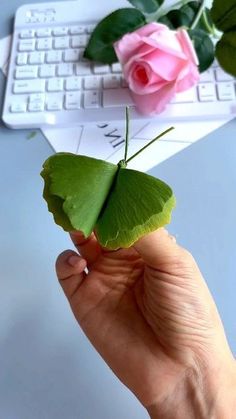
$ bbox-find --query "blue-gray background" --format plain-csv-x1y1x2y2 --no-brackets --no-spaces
0,1,235,418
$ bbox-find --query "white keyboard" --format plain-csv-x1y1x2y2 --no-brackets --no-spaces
2,1,236,129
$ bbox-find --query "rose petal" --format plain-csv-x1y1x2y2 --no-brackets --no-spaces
131,82,176,115
176,29,199,65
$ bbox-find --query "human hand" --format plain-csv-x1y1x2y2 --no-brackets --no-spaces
56,229,236,418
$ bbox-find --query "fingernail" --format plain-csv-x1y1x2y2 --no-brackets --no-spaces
68,255,81,267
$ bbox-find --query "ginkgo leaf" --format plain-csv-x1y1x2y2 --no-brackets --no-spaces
41,153,117,237
41,111,176,250
96,166,175,249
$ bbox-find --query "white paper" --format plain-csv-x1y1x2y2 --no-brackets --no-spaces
0,33,232,171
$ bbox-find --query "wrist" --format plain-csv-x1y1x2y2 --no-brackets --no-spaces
147,359,236,419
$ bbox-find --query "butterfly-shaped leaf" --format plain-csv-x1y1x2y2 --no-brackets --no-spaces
41,152,175,250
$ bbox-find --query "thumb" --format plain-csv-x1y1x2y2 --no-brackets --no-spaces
134,228,196,273
56,250,87,300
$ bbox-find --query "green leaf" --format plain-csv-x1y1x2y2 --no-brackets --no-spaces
188,29,215,72
84,8,146,64
163,2,199,29
211,0,236,32
41,154,175,250
127,0,164,14
41,154,117,236
215,32,236,77
96,167,175,249
157,14,175,29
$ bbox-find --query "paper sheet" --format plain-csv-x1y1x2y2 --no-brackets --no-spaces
0,34,232,172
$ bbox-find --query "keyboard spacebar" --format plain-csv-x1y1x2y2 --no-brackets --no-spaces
103,88,134,107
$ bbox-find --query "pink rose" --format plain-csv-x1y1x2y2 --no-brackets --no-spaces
114,22,200,115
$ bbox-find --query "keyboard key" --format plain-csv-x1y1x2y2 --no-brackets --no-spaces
215,68,234,82
11,102,27,113
199,69,215,83
75,62,91,75
37,38,52,51
29,51,45,64
103,88,133,107
70,26,86,35
16,53,28,66
93,63,110,74
84,76,101,89
54,37,70,49
46,50,62,63
171,87,197,103
36,28,52,38
103,75,120,89
65,92,82,109
65,77,82,91
53,27,68,36
64,49,80,62
217,82,235,101
46,94,63,111
198,83,217,101
71,35,88,48
111,63,122,73
57,63,74,76
13,80,45,94
39,64,56,78
19,29,35,39
84,90,101,108
47,78,64,92
15,65,38,79
18,39,35,52
29,93,45,112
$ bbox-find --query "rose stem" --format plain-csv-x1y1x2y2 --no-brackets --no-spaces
126,126,174,165
124,106,129,163
190,0,207,30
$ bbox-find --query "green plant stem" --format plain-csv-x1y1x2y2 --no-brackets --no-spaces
126,127,174,165
124,107,129,162
190,0,207,30
146,0,194,22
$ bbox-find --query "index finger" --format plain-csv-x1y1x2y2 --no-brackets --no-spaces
133,228,180,270
70,231,101,266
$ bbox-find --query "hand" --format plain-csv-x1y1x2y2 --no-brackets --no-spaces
56,229,236,418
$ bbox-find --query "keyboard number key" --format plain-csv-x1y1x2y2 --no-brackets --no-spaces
54,37,70,50
71,35,88,48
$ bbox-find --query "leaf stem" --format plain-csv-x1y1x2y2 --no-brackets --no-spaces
126,126,174,165
147,0,194,22
124,107,129,162
190,0,207,30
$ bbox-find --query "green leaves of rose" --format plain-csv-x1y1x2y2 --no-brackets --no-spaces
211,0,236,76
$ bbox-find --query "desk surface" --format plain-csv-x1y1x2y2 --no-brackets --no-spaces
0,1,236,418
